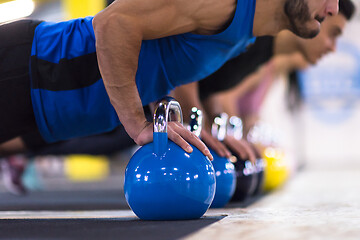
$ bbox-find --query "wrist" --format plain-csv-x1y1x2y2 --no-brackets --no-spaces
125,118,150,141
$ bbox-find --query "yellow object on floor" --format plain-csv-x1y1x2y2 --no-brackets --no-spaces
263,147,289,191
65,154,109,182
62,0,106,19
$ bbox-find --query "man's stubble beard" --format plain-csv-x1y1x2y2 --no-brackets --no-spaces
284,0,319,39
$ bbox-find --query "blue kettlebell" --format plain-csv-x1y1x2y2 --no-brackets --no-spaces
124,97,216,220
189,108,236,208
226,116,258,202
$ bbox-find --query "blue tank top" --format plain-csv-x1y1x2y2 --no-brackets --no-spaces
30,0,256,142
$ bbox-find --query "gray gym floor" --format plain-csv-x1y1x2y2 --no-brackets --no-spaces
0,160,359,240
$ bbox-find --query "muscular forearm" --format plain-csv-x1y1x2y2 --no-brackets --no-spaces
93,14,147,144
173,82,227,133
202,94,223,126
172,82,231,158
92,0,203,144
217,57,277,117
90,0,237,159
172,82,204,123
217,67,264,117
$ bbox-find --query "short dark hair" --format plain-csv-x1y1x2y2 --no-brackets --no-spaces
339,0,356,20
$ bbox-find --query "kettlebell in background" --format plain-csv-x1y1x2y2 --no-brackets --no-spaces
246,124,266,196
252,157,265,196
124,97,216,220
189,108,236,208
225,116,257,202
262,146,289,192
247,122,289,192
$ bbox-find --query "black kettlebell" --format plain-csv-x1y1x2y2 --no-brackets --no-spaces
223,116,258,202
246,124,265,196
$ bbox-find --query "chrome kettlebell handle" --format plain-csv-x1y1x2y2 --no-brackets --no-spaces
211,113,228,141
154,97,183,133
188,107,203,137
227,116,243,140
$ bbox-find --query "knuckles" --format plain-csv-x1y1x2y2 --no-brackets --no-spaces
134,137,148,146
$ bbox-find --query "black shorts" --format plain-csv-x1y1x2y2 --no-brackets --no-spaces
22,106,152,154
25,125,136,155
0,19,147,153
0,19,44,145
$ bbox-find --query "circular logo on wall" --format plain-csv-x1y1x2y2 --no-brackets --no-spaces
299,40,360,124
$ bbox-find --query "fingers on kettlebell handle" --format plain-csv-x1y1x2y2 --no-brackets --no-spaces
201,130,230,158
168,127,193,153
169,123,213,160
241,140,257,164
248,151,257,164
236,148,248,160
211,139,230,158
233,144,248,160
217,141,232,158
185,131,213,160
190,133,213,160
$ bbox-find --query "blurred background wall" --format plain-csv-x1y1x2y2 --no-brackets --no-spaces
300,9,360,166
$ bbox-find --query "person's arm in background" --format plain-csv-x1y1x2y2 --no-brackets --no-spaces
202,94,257,162
217,52,309,135
171,82,231,158
93,0,234,159
173,82,257,163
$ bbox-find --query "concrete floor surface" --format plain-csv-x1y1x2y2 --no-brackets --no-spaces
0,164,359,240
185,166,360,240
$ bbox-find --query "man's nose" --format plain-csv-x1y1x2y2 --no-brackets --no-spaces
326,0,339,16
